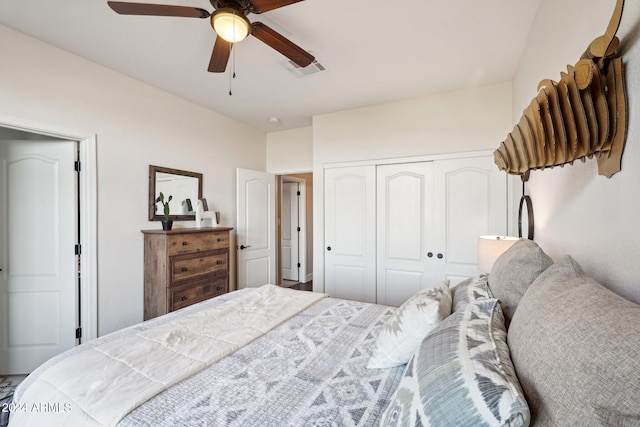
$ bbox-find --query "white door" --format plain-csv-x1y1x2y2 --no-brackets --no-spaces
324,166,376,303
376,162,436,306
236,168,276,288
0,140,77,374
432,156,507,284
281,182,299,281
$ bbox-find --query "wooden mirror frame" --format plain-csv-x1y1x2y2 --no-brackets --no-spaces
148,165,203,221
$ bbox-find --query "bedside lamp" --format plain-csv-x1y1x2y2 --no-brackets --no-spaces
478,235,518,273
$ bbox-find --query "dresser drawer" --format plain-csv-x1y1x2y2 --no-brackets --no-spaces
170,251,227,284
143,227,232,320
170,276,227,311
167,231,229,256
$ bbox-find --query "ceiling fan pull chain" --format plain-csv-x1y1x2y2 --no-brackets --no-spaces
228,41,238,96
233,44,237,79
228,70,232,96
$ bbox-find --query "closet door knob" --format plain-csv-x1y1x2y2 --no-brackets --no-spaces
437,253,444,259
327,246,332,251
427,252,433,258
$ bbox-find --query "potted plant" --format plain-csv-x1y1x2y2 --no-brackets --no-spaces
156,192,173,230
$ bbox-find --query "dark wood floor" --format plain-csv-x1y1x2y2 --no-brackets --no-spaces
283,280,313,291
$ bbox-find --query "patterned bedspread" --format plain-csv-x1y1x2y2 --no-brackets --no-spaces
122,297,404,427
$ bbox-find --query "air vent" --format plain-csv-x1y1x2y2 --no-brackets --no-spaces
280,56,326,77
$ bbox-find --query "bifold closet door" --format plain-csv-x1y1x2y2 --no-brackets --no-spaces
376,162,436,306
432,156,507,284
324,166,376,303
324,155,507,306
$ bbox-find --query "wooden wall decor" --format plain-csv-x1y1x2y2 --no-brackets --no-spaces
494,0,627,178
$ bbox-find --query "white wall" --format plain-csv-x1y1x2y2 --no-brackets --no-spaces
0,25,266,335
513,0,640,303
266,126,313,173
311,83,514,292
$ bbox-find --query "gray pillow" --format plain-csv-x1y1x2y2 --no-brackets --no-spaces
380,298,529,427
489,238,552,323
508,256,640,426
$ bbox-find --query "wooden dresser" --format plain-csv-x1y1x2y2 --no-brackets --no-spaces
142,227,233,320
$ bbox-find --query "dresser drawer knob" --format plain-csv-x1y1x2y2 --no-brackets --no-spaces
216,260,222,265
181,267,187,272
216,286,222,291
182,241,188,246
181,296,187,301
217,238,222,242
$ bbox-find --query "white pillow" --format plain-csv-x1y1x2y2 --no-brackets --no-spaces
367,281,451,369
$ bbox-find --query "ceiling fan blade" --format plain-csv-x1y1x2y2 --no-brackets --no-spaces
208,37,233,72
251,22,314,68
107,1,210,18
249,0,303,13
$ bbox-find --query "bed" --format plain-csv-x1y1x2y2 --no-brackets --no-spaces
8,239,640,427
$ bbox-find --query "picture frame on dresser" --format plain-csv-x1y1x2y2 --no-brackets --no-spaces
141,227,233,320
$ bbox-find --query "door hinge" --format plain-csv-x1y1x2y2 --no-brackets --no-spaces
297,263,301,268
74,161,81,172
297,226,301,232
75,244,81,255
75,327,82,339
297,191,301,196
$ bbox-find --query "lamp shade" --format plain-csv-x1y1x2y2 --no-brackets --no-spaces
477,235,518,273
211,9,250,43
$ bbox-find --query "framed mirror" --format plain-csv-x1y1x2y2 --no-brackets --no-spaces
149,165,202,221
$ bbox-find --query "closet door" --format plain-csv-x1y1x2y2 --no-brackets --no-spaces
324,166,376,303
432,156,507,284
376,162,436,306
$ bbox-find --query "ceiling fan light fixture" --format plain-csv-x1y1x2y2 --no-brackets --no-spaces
211,9,251,43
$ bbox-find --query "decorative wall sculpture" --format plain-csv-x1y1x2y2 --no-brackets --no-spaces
495,0,627,178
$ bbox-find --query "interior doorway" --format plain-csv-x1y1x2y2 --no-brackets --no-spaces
277,173,313,288
281,181,300,282
0,121,97,375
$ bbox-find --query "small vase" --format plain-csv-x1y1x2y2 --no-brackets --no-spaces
161,220,173,231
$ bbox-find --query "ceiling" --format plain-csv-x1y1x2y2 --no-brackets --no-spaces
0,0,543,132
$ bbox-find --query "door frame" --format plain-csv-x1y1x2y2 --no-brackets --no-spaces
0,114,98,342
277,176,307,285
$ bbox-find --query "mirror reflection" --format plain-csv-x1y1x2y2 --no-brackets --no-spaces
149,165,202,221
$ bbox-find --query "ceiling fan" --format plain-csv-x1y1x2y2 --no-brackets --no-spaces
107,0,315,73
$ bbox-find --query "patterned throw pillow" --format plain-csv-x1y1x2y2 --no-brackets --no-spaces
380,298,530,427
451,274,493,312
367,282,451,369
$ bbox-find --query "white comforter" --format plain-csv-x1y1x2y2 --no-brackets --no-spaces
9,285,327,427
